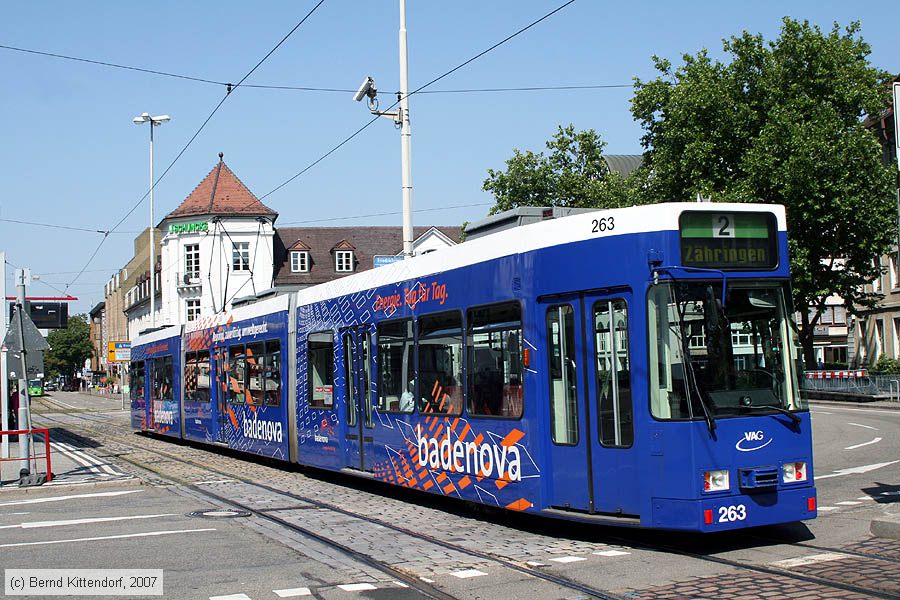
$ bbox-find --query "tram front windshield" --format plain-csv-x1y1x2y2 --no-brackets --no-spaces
648,282,804,421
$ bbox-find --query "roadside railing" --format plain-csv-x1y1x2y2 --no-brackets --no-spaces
801,370,900,402
0,428,53,484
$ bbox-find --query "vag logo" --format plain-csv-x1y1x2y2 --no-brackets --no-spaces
735,430,772,452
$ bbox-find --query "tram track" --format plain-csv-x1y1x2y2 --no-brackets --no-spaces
34,405,898,600
35,409,626,600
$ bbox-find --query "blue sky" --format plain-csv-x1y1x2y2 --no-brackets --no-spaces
1,1,897,314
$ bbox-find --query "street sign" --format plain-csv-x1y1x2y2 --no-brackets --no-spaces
3,306,50,353
108,341,131,363
373,255,404,268
7,301,68,329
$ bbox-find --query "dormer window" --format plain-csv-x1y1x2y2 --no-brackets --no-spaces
291,251,310,273
335,250,354,273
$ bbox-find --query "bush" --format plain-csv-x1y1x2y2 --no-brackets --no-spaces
872,355,900,374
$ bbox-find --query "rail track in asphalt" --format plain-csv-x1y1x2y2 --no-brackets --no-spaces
33,403,900,600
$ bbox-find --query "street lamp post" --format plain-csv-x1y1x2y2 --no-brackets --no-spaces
133,112,170,328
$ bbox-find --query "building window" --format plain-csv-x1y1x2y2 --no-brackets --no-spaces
876,319,885,359
232,242,250,271
185,244,200,278
186,299,200,322
335,250,354,272
291,251,310,273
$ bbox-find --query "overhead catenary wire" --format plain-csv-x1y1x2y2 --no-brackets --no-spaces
61,0,328,293
0,42,634,95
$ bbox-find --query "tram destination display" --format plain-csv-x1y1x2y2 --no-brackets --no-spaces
679,211,777,270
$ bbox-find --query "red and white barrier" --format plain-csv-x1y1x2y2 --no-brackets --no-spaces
805,370,867,380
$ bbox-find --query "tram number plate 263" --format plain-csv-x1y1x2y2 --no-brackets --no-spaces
718,504,747,523
590,217,615,234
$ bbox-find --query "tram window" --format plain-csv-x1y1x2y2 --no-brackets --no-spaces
377,319,414,413
197,350,211,402
184,352,197,402
246,342,265,406
595,299,634,447
264,341,281,406
153,355,173,401
129,361,145,400
345,334,357,426
308,332,335,409
467,302,523,418
228,345,246,404
417,311,463,416
547,305,578,444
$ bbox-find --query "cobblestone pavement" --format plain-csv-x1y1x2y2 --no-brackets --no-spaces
29,404,900,599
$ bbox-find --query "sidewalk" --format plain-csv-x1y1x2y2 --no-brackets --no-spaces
808,398,900,410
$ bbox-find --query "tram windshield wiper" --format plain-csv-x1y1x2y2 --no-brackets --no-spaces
739,402,801,424
671,287,717,434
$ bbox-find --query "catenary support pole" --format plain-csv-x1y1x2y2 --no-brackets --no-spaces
15,268,31,476
1,252,8,460
399,0,414,258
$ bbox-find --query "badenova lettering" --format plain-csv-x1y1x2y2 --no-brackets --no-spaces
416,424,521,481
243,416,283,443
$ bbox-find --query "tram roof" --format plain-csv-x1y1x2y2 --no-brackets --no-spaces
293,202,786,307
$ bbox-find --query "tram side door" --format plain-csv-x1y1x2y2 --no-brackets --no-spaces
342,328,375,472
213,348,228,443
583,292,640,517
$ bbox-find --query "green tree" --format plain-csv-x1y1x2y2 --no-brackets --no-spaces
483,124,641,213
45,314,92,379
630,18,897,365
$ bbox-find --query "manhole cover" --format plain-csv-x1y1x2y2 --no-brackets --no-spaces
188,509,251,519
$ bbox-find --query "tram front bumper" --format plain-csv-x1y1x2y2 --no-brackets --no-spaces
652,486,817,532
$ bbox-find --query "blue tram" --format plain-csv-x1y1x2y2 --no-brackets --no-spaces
131,203,816,531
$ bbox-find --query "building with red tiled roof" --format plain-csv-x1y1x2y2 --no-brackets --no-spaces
273,226,461,289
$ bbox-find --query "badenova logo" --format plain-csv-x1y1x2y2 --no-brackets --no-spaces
169,222,209,235
152,401,176,425
243,416,283,443
416,425,522,481
735,430,772,452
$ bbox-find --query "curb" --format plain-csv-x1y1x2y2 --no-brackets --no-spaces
870,513,900,539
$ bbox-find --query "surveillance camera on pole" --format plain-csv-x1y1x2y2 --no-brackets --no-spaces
354,77,375,103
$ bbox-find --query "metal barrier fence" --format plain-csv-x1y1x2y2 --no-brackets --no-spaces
0,428,53,483
801,372,900,402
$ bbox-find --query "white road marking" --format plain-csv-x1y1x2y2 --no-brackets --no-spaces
0,489,140,507
274,587,311,598
817,506,837,511
53,441,121,475
450,569,488,579
337,583,377,591
815,460,900,480
210,595,252,600
3,512,30,516
844,437,882,450
0,527,216,548
419,577,435,583
392,581,409,588
49,442,102,476
847,422,878,430
0,513,176,530
808,404,900,416
836,501,862,506
810,411,832,415
593,550,631,557
550,556,587,563
881,491,900,496
856,496,876,501
526,561,546,567
773,553,850,568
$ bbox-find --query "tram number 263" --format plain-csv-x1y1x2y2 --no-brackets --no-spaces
718,504,747,523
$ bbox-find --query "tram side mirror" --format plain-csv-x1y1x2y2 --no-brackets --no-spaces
747,291,776,309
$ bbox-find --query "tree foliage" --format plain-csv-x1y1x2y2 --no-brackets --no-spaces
630,18,897,364
45,314,92,378
482,125,642,213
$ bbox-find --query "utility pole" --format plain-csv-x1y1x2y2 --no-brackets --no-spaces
354,0,415,258
15,268,31,476
0,252,7,460
398,0,413,258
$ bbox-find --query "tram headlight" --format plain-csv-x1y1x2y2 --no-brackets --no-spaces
782,461,807,483
703,469,730,492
